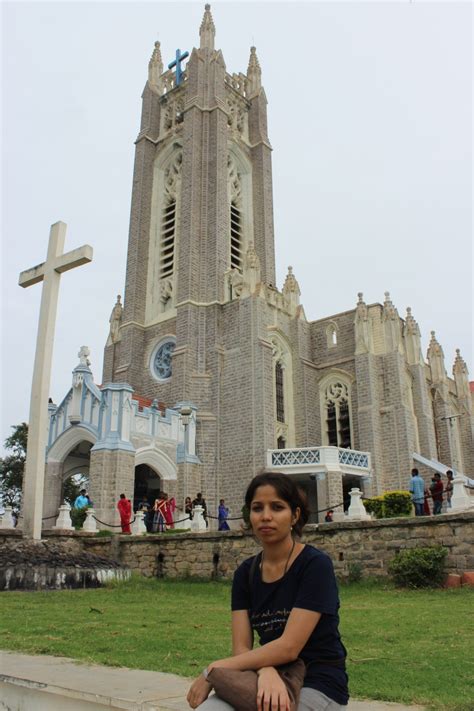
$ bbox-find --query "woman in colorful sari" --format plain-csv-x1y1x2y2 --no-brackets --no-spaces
152,494,167,533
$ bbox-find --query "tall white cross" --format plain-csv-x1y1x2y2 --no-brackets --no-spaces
19,221,93,539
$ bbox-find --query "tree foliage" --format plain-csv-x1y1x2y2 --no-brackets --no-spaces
0,423,28,512
0,423,88,515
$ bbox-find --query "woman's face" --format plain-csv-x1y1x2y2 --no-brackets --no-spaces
249,484,298,543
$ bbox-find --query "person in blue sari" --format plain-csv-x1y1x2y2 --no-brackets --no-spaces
218,499,230,531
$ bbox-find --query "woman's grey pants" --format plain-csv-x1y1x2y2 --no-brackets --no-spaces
197,688,346,710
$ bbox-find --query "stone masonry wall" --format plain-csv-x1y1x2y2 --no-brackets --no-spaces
2,512,472,582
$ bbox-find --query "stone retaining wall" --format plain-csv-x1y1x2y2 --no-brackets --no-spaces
1,512,473,581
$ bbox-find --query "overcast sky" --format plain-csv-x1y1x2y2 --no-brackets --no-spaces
2,1,472,453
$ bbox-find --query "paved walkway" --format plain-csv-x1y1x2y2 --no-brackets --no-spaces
0,651,425,711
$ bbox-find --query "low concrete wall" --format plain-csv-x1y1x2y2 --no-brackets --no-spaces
1,512,473,581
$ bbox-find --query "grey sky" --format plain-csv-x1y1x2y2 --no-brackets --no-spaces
2,1,472,452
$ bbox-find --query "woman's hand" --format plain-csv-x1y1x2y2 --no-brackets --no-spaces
257,667,291,711
186,673,211,709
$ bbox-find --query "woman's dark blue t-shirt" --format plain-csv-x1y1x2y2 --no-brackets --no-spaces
231,545,349,706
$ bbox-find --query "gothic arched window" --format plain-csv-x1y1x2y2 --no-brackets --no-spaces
326,323,338,348
322,379,352,448
270,335,295,449
275,362,285,423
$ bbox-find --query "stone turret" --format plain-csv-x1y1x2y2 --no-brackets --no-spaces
382,291,402,353
354,292,371,355
427,331,447,384
282,266,300,314
403,307,424,366
148,41,163,94
200,4,215,50
453,349,471,402
247,46,262,97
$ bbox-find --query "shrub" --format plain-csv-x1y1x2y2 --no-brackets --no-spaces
70,505,89,530
388,545,448,588
364,491,412,519
382,491,412,518
363,495,384,518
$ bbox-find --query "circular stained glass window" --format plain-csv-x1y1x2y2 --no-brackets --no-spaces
151,339,176,381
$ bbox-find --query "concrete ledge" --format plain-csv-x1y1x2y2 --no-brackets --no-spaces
0,651,426,711
0,651,191,710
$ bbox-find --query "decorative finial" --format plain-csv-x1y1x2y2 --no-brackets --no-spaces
382,291,397,321
200,3,215,50
148,40,163,92
247,46,262,96
404,306,419,337
453,348,468,377
283,265,300,296
357,292,364,303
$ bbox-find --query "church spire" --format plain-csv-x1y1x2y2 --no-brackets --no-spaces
200,4,215,50
148,40,163,93
247,46,262,97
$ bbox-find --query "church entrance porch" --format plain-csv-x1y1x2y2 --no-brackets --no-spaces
266,446,372,522
134,464,162,512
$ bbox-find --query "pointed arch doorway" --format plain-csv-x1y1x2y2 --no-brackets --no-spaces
133,464,162,511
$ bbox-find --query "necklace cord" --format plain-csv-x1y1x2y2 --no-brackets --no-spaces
261,537,296,579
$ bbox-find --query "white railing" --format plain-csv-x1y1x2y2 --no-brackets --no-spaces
267,446,371,476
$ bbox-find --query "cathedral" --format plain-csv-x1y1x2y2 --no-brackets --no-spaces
43,6,473,527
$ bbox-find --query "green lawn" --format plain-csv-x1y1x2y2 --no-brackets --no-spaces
1,578,472,711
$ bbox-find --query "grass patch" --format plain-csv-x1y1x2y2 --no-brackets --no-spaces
0,577,472,710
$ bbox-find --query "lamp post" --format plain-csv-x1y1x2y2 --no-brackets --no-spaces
179,406,192,509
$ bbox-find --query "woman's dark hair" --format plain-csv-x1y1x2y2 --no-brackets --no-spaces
245,471,309,537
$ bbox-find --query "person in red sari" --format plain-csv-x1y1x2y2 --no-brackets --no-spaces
163,493,176,529
117,493,132,533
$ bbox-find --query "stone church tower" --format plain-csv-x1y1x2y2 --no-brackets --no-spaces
60,3,471,524
102,5,285,511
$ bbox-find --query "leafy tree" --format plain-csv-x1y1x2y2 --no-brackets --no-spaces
63,473,89,506
0,422,28,513
0,423,88,515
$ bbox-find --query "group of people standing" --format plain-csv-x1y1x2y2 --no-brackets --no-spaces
134,493,176,533
409,468,454,516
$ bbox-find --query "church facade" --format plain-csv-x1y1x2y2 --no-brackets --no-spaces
44,6,473,527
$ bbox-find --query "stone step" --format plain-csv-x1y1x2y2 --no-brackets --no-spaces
0,651,426,711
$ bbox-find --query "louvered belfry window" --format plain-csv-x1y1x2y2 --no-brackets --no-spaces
275,362,285,423
160,199,176,278
230,200,243,271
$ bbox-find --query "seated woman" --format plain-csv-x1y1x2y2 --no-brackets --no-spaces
187,471,349,710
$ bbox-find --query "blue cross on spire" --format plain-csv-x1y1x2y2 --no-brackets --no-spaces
168,48,189,86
